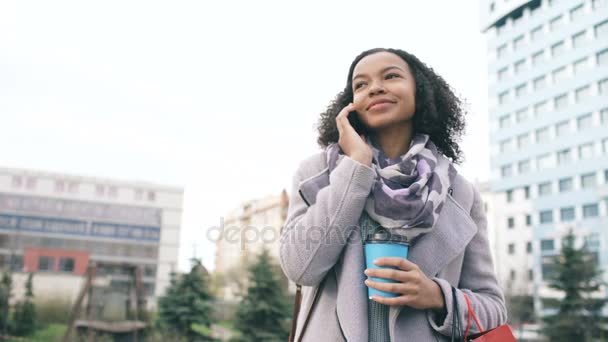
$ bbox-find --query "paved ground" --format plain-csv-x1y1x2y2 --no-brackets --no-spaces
211,324,234,341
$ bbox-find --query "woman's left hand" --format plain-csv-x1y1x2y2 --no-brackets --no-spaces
364,257,445,310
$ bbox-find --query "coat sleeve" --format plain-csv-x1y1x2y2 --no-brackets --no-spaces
427,185,508,336
279,155,376,286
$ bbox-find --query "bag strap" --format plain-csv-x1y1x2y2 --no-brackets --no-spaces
451,287,463,342
288,284,302,342
463,293,484,340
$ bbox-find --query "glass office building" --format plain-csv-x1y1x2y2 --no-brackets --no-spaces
480,0,608,314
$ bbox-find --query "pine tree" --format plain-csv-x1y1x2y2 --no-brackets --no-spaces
542,231,608,341
157,259,217,341
13,273,36,336
0,271,12,337
233,248,291,342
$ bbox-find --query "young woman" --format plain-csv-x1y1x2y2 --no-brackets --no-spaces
280,48,507,341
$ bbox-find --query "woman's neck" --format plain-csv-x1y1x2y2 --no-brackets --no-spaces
373,123,413,160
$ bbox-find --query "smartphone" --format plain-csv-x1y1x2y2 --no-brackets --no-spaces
348,110,367,135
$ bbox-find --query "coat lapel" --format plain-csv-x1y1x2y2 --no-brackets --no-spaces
408,195,478,278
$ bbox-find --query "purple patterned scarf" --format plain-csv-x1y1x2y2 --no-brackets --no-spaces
328,133,456,242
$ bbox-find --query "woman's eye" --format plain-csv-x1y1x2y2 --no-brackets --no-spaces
354,82,366,90
385,73,400,79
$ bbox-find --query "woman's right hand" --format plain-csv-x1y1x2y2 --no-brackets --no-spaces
335,103,373,167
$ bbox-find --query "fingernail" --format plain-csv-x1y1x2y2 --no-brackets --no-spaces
364,269,369,275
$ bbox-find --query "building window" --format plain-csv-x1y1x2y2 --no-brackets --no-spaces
570,4,585,21
556,121,570,137
497,44,508,58
513,35,525,50
515,84,527,98
147,191,156,202
526,215,532,226
598,49,608,66
38,256,54,272
516,108,528,122
554,93,568,110
584,233,600,249
500,139,512,153
524,186,530,199
559,177,573,192
510,269,516,281
551,41,565,57
602,108,608,125
541,239,555,251
532,50,544,66
529,269,534,281
108,186,118,198
499,114,511,128
595,20,608,39
497,67,508,81
550,16,564,31
59,257,75,273
583,203,599,218
581,172,597,189
538,182,552,196
540,210,553,224
508,217,515,228
24,177,36,190
572,30,586,48
517,133,530,149
501,165,513,178
552,67,568,84
599,79,608,95
560,207,575,222
9,255,23,272
579,143,594,160
537,154,552,169
514,59,526,74
490,1,495,12
530,26,543,41
498,91,509,105
603,138,608,154
95,185,105,197
518,160,531,174
536,127,550,143
573,58,588,75
577,113,593,130
506,190,513,203
575,86,591,102
533,76,546,91
534,101,549,116
527,242,533,253
11,176,22,189
68,182,79,194
54,180,65,193
508,243,515,254
557,149,572,165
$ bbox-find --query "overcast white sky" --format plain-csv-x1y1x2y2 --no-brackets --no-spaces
0,0,491,272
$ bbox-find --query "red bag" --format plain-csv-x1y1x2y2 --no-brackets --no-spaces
463,294,517,342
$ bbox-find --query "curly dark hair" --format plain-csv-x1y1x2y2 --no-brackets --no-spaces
316,48,467,164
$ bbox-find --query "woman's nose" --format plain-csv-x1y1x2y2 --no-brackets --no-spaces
368,81,386,95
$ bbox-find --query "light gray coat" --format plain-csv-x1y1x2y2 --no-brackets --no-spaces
279,152,507,342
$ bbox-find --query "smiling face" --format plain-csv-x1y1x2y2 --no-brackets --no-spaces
351,51,416,133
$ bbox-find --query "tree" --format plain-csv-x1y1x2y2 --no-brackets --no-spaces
13,272,36,336
233,248,291,342
0,271,12,337
542,231,608,341
157,259,217,341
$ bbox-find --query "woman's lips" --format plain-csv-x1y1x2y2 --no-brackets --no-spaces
368,102,394,111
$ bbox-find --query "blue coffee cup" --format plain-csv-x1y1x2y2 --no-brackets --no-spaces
364,231,409,298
